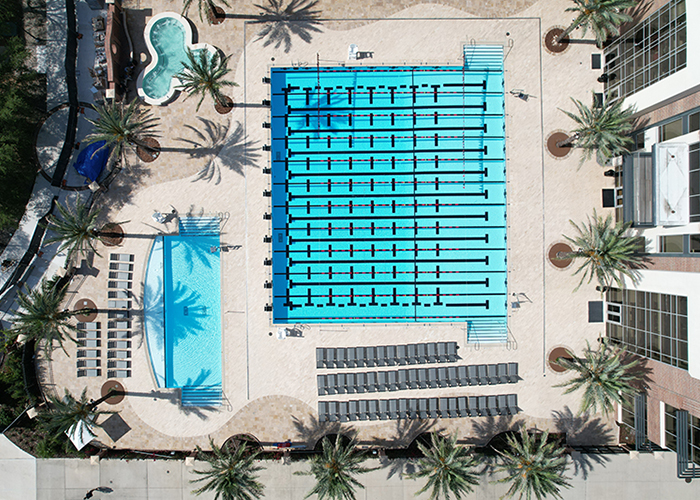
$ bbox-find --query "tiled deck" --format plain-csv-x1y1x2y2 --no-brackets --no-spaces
40,0,619,451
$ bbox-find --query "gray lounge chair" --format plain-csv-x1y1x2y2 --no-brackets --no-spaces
478,365,489,385
408,369,419,389
108,271,132,281
437,343,448,362
467,365,479,385
366,372,378,392
488,364,499,385
487,396,499,417
416,343,428,364
327,402,339,422
107,360,130,369
108,320,130,330
507,394,518,415
348,400,359,421
77,322,100,330
468,396,479,417
386,346,397,366
446,342,459,362
77,368,101,377
457,397,468,417
326,374,337,395
108,281,132,289
336,348,347,368
427,368,439,388
338,402,349,422
108,290,131,299
508,362,519,383
77,349,100,358
108,300,131,309
326,349,336,369
107,330,130,339
457,366,469,386
477,396,487,416
377,371,388,392
107,350,130,359
336,374,347,394
397,370,408,390
418,398,429,419
355,373,366,394
497,395,508,415
428,398,440,418
107,340,130,349
396,345,407,365
346,348,357,368
109,262,133,271
316,349,324,369
108,310,129,319
387,371,399,391
79,339,101,348
345,373,356,394
398,398,409,419
110,253,134,262
407,398,419,419
407,344,418,364
379,400,390,420
388,399,399,419
439,398,449,418
77,359,100,368
417,368,428,389
318,402,329,422
77,330,100,339
448,397,459,418
426,343,438,363
447,366,458,387
497,363,509,384
437,367,449,388
107,370,131,378
368,400,379,420
355,347,366,367
376,346,387,367
358,400,369,421
365,346,377,367
317,376,327,396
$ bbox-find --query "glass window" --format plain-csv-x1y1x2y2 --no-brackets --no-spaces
690,234,700,252
661,118,683,141
689,112,700,133
659,235,684,252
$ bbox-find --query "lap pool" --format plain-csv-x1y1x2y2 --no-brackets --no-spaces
268,46,508,337
144,217,222,405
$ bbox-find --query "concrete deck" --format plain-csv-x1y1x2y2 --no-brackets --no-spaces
39,0,620,452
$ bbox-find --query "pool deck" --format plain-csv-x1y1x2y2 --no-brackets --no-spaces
41,0,619,451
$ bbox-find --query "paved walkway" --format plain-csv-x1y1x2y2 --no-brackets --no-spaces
1,432,697,500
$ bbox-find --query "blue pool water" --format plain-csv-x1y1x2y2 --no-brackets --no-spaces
269,48,507,326
144,223,221,390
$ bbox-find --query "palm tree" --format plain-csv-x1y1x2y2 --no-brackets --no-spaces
253,0,322,53
294,435,377,500
86,99,159,168
45,199,102,263
558,92,635,164
190,439,265,500
42,388,115,444
176,49,237,112
563,209,645,290
554,340,642,416
9,277,85,356
405,433,480,500
558,0,638,48
492,428,571,500
182,0,230,24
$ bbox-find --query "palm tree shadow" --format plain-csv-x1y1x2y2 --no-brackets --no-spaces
376,419,441,479
188,121,261,183
290,413,357,448
252,0,323,54
551,406,612,479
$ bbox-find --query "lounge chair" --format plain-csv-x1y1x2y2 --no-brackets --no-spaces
446,342,459,362
77,359,100,368
407,344,418,364
497,395,509,415
108,281,132,289
107,340,130,349
368,400,379,420
345,373,356,394
77,330,100,339
355,373,366,394
396,345,407,365
78,369,101,377
467,365,479,385
379,400,390,420
109,262,133,272
397,370,408,390
336,374,347,394
417,368,428,389
108,300,131,309
325,349,336,369
79,339,101,348
487,396,499,417
478,365,489,385
327,402,339,422
508,363,519,383
77,322,100,331
346,348,357,368
366,372,378,393
107,350,130,359
317,375,327,396
447,366,458,387
338,402,349,422
408,369,419,389
388,399,399,419
108,321,131,330
385,346,397,366
387,371,398,391
488,364,499,385
358,400,369,421
377,371,388,392
416,343,428,364
108,310,129,319
497,363,509,384
107,331,130,339
437,343,448,362
426,343,438,363
107,370,131,378
457,397,468,417
457,366,469,386
110,253,134,262
428,398,440,418
439,398,449,418
77,349,100,358
107,360,130,369
427,368,439,388
448,397,459,418
108,290,131,299
468,396,479,417
418,398,429,419
336,348,347,368
318,402,329,422
348,400,359,421
316,349,324,369
365,346,377,367
407,398,419,419
108,271,133,281
355,347,366,367
507,394,519,415
326,374,337,395
477,396,487,417
376,346,387,367
437,367,449,388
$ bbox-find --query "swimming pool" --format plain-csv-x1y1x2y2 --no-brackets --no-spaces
268,47,508,328
137,12,216,106
144,218,222,404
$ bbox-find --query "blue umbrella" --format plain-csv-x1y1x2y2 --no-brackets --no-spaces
73,141,110,182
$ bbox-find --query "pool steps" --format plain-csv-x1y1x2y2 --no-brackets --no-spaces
181,384,222,407
178,216,220,236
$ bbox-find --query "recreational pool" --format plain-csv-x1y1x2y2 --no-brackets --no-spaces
144,217,222,405
268,46,508,335
137,12,216,106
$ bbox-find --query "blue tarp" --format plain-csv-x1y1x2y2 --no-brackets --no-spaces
73,141,109,181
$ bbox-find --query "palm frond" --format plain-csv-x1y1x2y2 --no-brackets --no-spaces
554,340,642,415
182,0,231,23
177,49,237,111
191,439,265,500
294,436,377,500
493,428,571,500
563,209,645,290
405,433,479,500
44,199,101,262
42,388,112,443
562,0,638,47
560,92,635,164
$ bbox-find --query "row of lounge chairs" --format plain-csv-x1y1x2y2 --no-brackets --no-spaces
318,394,519,422
316,342,459,369
317,363,518,395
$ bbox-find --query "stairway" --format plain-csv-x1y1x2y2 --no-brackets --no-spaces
466,320,509,344
178,217,220,237
181,384,222,407
463,45,504,71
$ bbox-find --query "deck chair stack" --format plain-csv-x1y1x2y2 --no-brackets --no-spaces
106,253,134,378
76,321,102,377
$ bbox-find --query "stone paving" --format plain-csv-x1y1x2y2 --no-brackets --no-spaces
39,0,622,452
